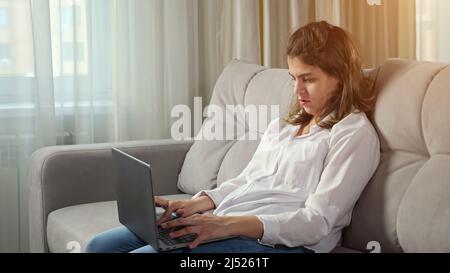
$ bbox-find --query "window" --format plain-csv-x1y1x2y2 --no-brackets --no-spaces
0,8,8,27
50,1,89,76
62,42,85,62
416,0,450,62
0,1,33,76
0,43,10,67
61,5,81,28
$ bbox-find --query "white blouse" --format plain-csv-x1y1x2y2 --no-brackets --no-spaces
193,111,380,253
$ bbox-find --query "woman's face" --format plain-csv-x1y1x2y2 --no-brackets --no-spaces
287,57,340,117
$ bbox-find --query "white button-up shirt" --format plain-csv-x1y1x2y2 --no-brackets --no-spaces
193,112,380,253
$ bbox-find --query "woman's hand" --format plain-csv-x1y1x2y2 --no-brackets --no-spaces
160,214,264,249
154,195,215,226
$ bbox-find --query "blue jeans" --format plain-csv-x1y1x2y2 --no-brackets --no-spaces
85,226,314,253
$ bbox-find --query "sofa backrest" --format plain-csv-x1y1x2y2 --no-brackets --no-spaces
216,66,296,184
178,58,450,252
177,60,269,194
344,59,450,253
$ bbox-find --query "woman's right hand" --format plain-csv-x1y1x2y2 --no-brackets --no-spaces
155,195,215,226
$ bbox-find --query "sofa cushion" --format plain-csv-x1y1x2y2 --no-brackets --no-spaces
177,60,267,194
343,59,450,252
396,65,450,252
216,137,261,185
46,194,193,253
216,69,295,184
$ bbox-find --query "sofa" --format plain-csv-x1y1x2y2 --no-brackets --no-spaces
28,58,450,253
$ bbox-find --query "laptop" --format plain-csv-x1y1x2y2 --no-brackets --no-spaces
111,147,232,252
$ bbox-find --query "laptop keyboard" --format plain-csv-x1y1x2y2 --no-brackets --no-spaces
158,227,197,246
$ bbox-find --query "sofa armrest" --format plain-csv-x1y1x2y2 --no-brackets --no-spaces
27,139,193,252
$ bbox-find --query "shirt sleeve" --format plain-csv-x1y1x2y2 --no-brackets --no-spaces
256,125,381,247
192,118,282,206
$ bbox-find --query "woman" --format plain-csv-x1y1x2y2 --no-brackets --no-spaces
86,21,380,253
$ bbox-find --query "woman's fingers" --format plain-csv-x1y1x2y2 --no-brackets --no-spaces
169,225,198,239
175,209,184,217
168,224,209,249
161,214,223,249
154,196,169,208
156,212,170,226
156,202,180,225
160,216,188,229
188,234,208,249
157,209,177,225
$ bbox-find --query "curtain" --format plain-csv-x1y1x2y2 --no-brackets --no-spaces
416,0,450,63
197,0,260,105
258,0,416,69
338,0,416,67
199,0,408,74
200,0,416,71
0,0,200,252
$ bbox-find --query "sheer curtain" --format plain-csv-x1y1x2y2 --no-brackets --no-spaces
197,0,261,105
416,0,450,63
0,0,199,252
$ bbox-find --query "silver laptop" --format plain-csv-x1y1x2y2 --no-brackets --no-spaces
111,147,232,252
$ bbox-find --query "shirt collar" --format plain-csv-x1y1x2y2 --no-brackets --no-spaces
288,110,337,139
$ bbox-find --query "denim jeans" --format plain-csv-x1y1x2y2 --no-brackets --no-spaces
85,226,314,253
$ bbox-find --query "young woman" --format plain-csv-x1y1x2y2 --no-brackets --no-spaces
86,21,380,253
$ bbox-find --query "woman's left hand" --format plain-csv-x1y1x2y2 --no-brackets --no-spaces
160,213,234,249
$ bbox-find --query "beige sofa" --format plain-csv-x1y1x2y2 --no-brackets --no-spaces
28,58,450,253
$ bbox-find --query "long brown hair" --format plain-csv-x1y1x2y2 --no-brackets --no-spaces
285,21,376,129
